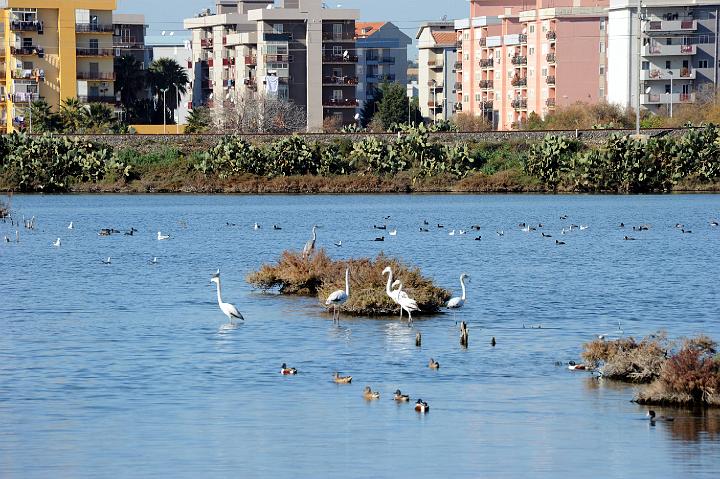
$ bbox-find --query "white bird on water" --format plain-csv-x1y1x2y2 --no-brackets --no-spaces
210,270,244,322
254,222,261,230
325,268,350,323
447,273,469,309
149,257,159,265
102,257,112,265
303,225,318,257
52,238,61,247
393,280,420,324
68,221,73,230
448,230,456,236
389,229,397,236
157,231,170,240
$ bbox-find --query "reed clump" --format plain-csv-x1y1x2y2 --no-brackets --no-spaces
581,334,669,383
247,250,451,316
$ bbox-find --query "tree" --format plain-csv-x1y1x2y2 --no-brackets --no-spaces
360,88,382,127
115,55,146,118
147,58,190,125
377,82,409,130
59,98,86,133
185,106,212,133
83,103,117,133
29,99,61,133
213,92,306,134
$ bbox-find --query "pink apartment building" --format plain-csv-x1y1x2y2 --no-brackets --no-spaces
455,0,609,130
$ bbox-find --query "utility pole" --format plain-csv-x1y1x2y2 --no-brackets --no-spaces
636,0,642,135
161,87,169,134
173,83,180,134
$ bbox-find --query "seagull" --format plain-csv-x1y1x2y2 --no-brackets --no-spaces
579,225,589,230
389,229,397,236
68,222,73,230
448,230,455,236
101,257,112,264
254,222,261,230
458,230,466,235
210,270,244,322
325,268,350,323
334,240,342,247
149,257,159,265
52,238,61,247
157,231,170,240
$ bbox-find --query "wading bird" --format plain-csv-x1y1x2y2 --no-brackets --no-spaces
325,268,349,323
210,270,244,322
447,273,469,310
303,225,318,257
394,280,420,324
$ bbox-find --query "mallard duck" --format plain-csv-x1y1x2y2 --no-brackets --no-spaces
415,399,430,413
280,363,297,375
394,389,410,402
363,386,380,400
428,358,440,369
333,372,352,384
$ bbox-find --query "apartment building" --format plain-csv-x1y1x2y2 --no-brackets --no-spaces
0,0,118,132
608,0,719,115
148,35,192,124
113,13,149,68
184,0,360,131
455,0,609,130
355,22,411,108
416,21,457,122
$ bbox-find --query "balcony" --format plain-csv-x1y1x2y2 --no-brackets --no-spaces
546,98,556,108
480,100,493,110
322,31,356,42
76,48,114,57
511,98,528,109
454,102,463,111
323,75,358,85
480,58,494,68
456,40,463,49
323,98,359,108
641,68,696,81
11,93,41,103
546,53,556,63
11,68,44,81
454,61,463,70
201,38,213,49
78,95,117,104
76,23,113,33
244,78,257,91
479,80,493,89
643,44,696,56
479,38,486,47
77,71,116,81
642,92,696,104
322,54,358,63
646,19,697,33
546,30,556,41
379,57,396,65
428,101,442,112
511,76,527,87
264,54,292,63
10,20,43,32
511,55,527,66
519,34,528,44
454,82,463,91
10,46,44,57
245,55,257,65
546,75,556,85
428,59,444,69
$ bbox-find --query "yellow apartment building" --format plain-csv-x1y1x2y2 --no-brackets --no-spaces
0,0,117,132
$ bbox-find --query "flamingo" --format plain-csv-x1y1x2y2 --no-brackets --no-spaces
210,270,244,322
393,280,420,324
447,273,469,309
303,225,318,257
382,266,402,307
325,268,349,323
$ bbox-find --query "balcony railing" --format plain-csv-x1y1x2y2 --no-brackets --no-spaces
323,98,359,108
546,98,556,107
479,38,486,47
641,68,696,80
10,46,44,56
511,98,528,109
11,68,45,81
322,31,356,41
480,100,493,110
77,71,116,81
245,55,257,65
646,19,697,33
264,54,292,62
479,80,493,89
480,59,494,68
454,102,463,111
244,78,257,91
201,38,213,49
546,53,556,63
643,44,696,56
76,48,114,57
546,75,556,85
323,76,358,85
546,31,556,40
454,61,463,70
11,93,41,103
428,59,444,68
76,23,114,33
519,34,528,43
511,55,527,66
456,40,463,48
511,76,527,87
10,20,43,32
454,82,463,90
642,92,696,104
322,54,358,63
78,95,117,104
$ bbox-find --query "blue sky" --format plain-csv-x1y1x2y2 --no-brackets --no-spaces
117,0,470,58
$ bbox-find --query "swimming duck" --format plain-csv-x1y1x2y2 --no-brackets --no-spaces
333,372,352,384
711,221,719,227
273,224,282,230
647,410,674,422
98,228,112,236
419,227,429,232
428,358,440,369
374,224,387,230
280,363,297,375
374,236,385,242
471,225,481,231
394,389,410,402
624,236,636,241
681,228,692,234
101,256,112,265
541,232,552,238
496,230,504,236
555,240,566,245
474,236,481,241
363,386,381,400
157,231,170,240
437,224,444,228
254,223,261,230
415,399,430,413
568,361,588,371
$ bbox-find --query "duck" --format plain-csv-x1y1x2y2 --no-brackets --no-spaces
273,224,282,230
333,372,352,384
491,337,497,347
423,220,429,225
428,358,440,369
280,363,297,375
711,221,719,227
458,230,466,235
647,410,674,422
568,361,589,371
624,236,636,241
437,224,444,228
555,240,566,245
619,222,625,228
98,228,112,236
148,257,159,265
541,232,552,238
374,224,387,230
675,223,684,229
474,236,481,241
374,236,385,242
579,225,589,230
681,228,692,234
254,222,261,230
334,241,342,247
448,230,455,236
415,399,430,413
394,389,410,402
471,225,481,231
419,227,429,232
157,231,170,240
560,215,568,220
101,256,112,265
496,230,504,236
363,386,381,400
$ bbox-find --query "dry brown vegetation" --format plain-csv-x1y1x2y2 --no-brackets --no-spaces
247,250,451,316
582,334,670,383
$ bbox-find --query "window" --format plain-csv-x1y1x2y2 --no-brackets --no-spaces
529,47,535,56
22,61,33,69
665,60,671,69
599,87,605,99
463,94,469,102
463,32,469,40
273,24,283,34
699,59,709,68
541,67,548,76
22,37,32,47
666,38,672,45
333,112,343,123
599,65,605,75
495,50,501,59
333,89,343,100
665,84,671,94
599,42,605,53
529,68,534,77
642,61,649,70
333,45,342,56
529,25,535,34
600,19,606,31
333,24,342,35
475,93,481,102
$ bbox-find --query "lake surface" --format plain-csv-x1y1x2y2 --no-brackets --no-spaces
1,194,719,478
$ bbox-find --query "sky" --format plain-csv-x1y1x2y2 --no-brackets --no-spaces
116,0,471,59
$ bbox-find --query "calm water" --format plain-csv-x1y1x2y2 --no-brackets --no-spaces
1,194,719,478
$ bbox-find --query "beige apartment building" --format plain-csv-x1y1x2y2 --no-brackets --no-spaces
0,0,118,132
184,0,359,131
453,0,608,130
416,21,457,123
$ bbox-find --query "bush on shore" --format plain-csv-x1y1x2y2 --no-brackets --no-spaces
247,250,451,316
581,334,670,383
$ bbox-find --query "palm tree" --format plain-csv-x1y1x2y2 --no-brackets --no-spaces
115,55,146,111
148,58,190,124
185,106,212,133
59,98,86,133
83,103,117,133
29,99,61,133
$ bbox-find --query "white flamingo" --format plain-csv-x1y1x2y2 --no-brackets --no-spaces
447,273,469,309
210,270,244,322
325,268,350,323
157,231,170,240
394,280,420,324
303,225,318,257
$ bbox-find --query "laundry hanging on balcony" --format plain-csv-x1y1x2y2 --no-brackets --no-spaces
264,75,279,94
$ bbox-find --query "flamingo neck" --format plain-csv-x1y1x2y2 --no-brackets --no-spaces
215,280,223,305
344,269,349,296
312,228,317,241
460,276,466,300
384,269,393,296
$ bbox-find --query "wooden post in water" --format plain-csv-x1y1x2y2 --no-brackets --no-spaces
491,337,496,347
460,321,468,348
415,331,422,347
